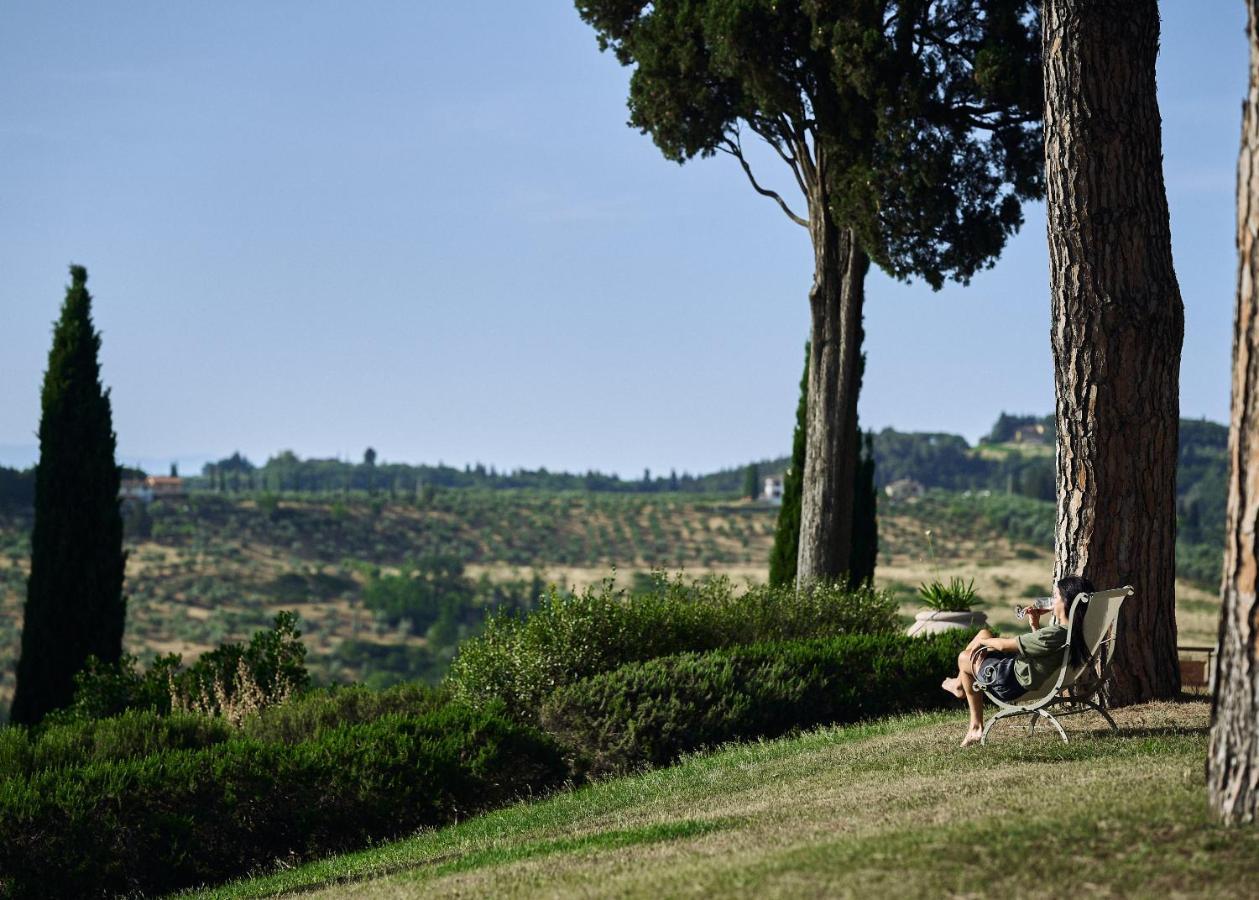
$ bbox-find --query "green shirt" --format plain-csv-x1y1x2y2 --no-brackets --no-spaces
1014,623,1069,689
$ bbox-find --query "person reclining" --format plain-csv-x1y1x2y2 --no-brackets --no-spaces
941,575,1095,748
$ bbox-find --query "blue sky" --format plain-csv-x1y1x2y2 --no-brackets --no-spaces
0,2,1246,476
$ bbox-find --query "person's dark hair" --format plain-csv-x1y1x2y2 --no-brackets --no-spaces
1055,575,1096,667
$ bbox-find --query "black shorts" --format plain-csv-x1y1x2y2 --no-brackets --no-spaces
975,652,1025,702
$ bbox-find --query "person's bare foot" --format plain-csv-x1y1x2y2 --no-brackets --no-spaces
960,726,984,748
941,676,964,699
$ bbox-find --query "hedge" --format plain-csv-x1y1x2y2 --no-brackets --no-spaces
539,630,974,776
448,574,899,722
0,702,566,898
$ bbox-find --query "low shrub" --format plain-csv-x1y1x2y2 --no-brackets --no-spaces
0,709,231,781
448,574,899,722
241,681,445,744
58,611,309,724
0,702,566,898
540,630,973,776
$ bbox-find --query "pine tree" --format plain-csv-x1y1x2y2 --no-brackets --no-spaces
577,1,1042,584
11,266,127,725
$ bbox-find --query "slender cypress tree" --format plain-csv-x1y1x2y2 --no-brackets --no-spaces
848,429,878,589
769,345,809,587
11,266,127,725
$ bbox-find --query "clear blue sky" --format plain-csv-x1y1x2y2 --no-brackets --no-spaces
0,2,1246,477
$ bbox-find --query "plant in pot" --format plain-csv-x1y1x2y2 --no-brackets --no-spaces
906,531,989,637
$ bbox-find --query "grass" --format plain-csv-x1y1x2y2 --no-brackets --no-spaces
189,697,1255,899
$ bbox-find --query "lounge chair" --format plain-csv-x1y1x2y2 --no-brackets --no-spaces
979,585,1135,745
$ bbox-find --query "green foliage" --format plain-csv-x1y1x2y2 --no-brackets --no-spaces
447,574,898,722
742,463,760,501
917,577,979,613
575,1,1043,287
13,265,127,725
0,702,567,898
0,709,231,780
331,640,447,689
59,611,309,722
362,554,475,634
769,343,808,587
240,681,445,744
540,630,973,776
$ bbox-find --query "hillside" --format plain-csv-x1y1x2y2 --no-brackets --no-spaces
0,488,1224,716
193,699,1258,899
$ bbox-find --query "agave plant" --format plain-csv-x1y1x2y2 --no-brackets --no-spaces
917,576,979,613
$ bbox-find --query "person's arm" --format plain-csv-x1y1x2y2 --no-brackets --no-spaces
979,635,1020,653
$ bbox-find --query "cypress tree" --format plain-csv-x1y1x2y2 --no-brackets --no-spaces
11,266,127,725
769,342,878,590
848,429,878,589
743,463,760,501
769,344,809,587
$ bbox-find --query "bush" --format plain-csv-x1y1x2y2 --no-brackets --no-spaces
0,709,231,781
447,574,899,722
540,630,973,777
59,611,309,724
0,702,566,898
241,681,445,744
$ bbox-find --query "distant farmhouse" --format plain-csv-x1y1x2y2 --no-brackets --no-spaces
120,475,185,503
884,478,925,501
761,474,784,504
1011,423,1049,445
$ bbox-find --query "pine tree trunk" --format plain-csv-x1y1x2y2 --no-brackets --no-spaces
1043,0,1184,704
1208,0,1259,827
797,191,868,584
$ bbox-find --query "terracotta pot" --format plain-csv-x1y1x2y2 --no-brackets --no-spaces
906,609,988,637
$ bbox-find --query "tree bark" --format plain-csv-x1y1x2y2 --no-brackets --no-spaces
1208,0,1259,827
1043,0,1184,704
797,184,868,585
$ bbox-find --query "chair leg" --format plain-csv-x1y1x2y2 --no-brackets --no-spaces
1036,709,1068,744
981,707,1019,745
1078,698,1118,733
1028,715,1037,736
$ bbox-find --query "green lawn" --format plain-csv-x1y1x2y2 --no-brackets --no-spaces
189,697,1258,899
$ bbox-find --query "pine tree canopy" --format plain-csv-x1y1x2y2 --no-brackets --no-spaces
575,0,1043,287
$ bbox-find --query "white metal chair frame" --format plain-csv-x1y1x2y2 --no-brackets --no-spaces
979,585,1135,745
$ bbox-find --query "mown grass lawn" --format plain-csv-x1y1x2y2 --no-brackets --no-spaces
190,698,1257,899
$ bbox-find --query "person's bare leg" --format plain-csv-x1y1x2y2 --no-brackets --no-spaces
942,629,993,699
956,644,986,747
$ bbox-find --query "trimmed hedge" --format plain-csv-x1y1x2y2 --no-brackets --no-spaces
540,630,974,776
0,702,566,898
0,708,231,781
449,574,899,722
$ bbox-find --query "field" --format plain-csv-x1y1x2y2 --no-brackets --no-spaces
192,698,1257,899
0,489,1224,714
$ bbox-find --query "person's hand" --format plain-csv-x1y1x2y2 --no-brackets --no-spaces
1027,608,1045,629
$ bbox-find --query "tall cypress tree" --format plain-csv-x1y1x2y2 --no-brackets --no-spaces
769,344,809,587
769,342,877,590
11,266,127,725
847,429,878,589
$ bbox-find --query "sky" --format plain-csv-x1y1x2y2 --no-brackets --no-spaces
0,2,1248,477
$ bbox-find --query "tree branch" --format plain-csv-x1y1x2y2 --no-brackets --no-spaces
719,130,809,228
